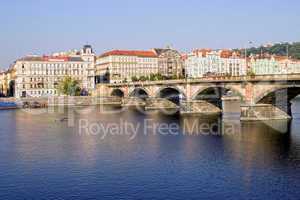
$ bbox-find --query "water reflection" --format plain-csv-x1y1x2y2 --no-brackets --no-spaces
10,105,300,166
0,102,300,199
180,115,241,136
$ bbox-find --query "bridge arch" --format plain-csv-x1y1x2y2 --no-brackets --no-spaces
255,86,300,116
192,86,244,108
192,86,243,100
156,86,186,105
255,86,300,104
111,88,125,98
129,87,149,99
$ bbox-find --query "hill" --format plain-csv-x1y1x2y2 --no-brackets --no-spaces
235,42,300,59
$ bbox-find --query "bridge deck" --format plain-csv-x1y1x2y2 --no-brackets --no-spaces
105,74,300,87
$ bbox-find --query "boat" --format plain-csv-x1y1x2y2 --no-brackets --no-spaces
0,102,19,110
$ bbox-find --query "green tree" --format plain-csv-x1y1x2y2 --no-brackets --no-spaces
247,70,255,77
58,77,81,96
235,42,300,59
149,73,156,81
139,76,148,81
131,76,139,82
153,73,164,80
171,74,178,80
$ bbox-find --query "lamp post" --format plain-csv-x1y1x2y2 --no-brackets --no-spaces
184,60,188,111
286,43,289,60
244,41,254,106
245,41,253,73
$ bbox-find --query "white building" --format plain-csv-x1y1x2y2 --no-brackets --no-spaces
250,56,300,75
185,49,247,78
13,45,95,98
95,50,159,83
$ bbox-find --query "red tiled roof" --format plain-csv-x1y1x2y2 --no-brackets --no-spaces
220,49,233,58
18,55,84,62
192,49,212,57
273,56,289,61
99,50,157,58
42,56,70,62
181,54,188,60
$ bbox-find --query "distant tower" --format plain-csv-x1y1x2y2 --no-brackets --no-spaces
166,44,173,49
80,45,96,90
81,44,95,62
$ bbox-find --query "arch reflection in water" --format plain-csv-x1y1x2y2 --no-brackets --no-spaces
180,115,241,136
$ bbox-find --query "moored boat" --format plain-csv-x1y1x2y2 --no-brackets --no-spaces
0,102,18,110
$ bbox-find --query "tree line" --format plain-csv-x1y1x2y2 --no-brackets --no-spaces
235,42,300,59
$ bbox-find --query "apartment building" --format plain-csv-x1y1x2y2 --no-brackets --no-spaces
95,50,159,83
250,56,300,75
11,45,95,98
185,49,247,78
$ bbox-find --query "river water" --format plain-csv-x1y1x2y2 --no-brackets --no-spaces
0,100,300,199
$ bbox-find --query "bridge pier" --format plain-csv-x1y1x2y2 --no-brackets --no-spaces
145,98,179,111
241,104,291,121
121,97,146,107
222,96,241,120
180,100,221,115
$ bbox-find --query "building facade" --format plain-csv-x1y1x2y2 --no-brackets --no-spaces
0,68,16,97
152,48,184,78
250,56,300,75
95,50,159,83
10,45,95,98
185,49,247,78
0,72,5,96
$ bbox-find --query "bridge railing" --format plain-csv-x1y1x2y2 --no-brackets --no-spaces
104,74,300,87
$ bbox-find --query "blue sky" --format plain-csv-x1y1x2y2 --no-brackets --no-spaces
0,0,299,68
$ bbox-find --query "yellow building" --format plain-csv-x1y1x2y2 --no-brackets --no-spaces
0,72,5,96
0,67,16,97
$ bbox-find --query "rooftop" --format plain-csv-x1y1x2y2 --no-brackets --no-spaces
99,50,157,58
18,55,84,62
192,49,213,57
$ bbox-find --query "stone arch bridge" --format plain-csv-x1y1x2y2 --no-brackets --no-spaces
96,75,300,119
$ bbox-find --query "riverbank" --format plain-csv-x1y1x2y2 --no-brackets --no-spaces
0,96,120,109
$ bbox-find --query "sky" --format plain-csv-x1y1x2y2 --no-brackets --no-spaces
0,0,300,69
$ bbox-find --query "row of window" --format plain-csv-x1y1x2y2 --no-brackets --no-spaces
97,57,157,65
111,57,157,63
186,61,244,66
109,64,157,68
253,67,300,74
21,77,67,83
22,63,86,69
21,84,58,89
21,69,86,76
111,69,158,74
24,90,57,96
